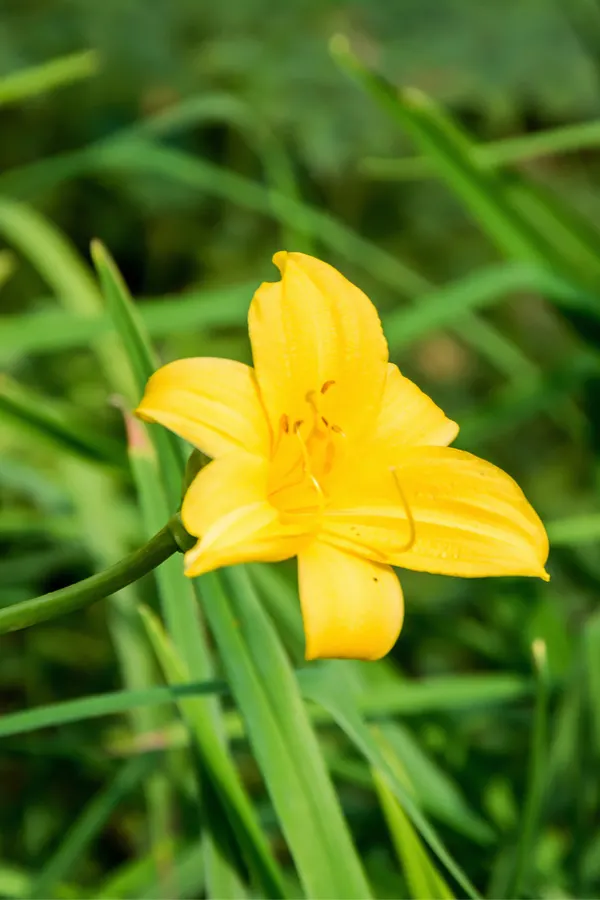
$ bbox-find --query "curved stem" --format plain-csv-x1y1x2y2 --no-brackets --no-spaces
0,516,194,635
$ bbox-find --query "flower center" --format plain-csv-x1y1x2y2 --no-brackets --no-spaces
267,380,344,521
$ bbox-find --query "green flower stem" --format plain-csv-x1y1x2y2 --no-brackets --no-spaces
0,515,195,635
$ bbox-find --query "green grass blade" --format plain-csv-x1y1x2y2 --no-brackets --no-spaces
0,681,225,739
93,241,185,508
29,755,154,899
91,138,546,380
547,514,600,546
336,39,600,306
503,175,600,280
584,613,600,755
124,415,214,680
506,641,551,898
90,250,281,895
0,284,251,360
94,137,428,297
0,138,544,382
331,38,555,265
203,810,249,900
378,722,494,843
0,664,532,744
373,765,454,900
139,605,287,899
383,261,600,351
95,840,201,900
0,375,125,468
90,241,161,399
300,669,481,899
361,116,600,180
0,50,99,107
198,567,371,899
0,197,136,399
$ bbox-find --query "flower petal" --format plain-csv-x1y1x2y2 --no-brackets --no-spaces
248,252,388,442
297,541,404,660
182,451,310,576
136,357,270,459
374,363,458,449
322,446,549,579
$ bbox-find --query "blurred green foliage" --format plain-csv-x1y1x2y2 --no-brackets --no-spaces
1,1,600,898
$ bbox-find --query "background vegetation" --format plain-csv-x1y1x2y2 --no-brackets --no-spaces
1,1,600,897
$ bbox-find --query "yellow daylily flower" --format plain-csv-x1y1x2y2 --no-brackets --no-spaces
137,252,549,661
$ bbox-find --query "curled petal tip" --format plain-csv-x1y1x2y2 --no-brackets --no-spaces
272,250,288,272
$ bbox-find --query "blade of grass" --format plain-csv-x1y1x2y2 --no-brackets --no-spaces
361,116,600,180
199,567,372,899
0,375,126,468
96,246,286,894
373,764,454,900
383,261,600,351
92,241,185,508
0,201,178,877
0,681,227,739
94,136,428,297
300,669,481,899
29,755,155,899
249,562,497,844
117,313,265,892
378,721,494,844
0,49,99,107
336,38,600,302
0,284,251,360
139,605,287,899
0,664,533,745
331,37,557,266
547,514,600,546
585,612,600,757
505,641,551,899
95,840,200,900
130,90,314,251
94,137,546,379
502,174,600,281
0,197,136,399
0,137,541,382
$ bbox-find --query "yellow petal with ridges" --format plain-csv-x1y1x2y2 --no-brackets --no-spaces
136,357,270,459
322,447,549,579
182,451,311,576
248,252,388,443
297,541,404,660
374,363,459,449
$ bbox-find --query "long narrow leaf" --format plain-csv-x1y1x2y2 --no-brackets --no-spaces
139,605,287,899
198,568,372,899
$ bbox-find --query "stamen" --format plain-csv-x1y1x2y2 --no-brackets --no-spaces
293,419,304,432
295,427,325,512
390,467,416,553
321,380,336,394
331,424,345,436
321,416,329,428
280,414,289,434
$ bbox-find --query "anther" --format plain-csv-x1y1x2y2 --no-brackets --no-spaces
321,380,336,394
331,424,345,436
280,414,289,434
293,419,304,433
321,416,329,428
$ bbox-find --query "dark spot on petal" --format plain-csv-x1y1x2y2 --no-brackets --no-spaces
373,577,379,583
